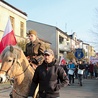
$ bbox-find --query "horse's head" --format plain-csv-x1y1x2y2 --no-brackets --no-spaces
0,45,25,83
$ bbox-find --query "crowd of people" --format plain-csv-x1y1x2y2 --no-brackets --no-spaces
60,59,98,86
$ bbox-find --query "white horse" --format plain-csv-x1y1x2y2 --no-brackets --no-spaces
0,45,38,98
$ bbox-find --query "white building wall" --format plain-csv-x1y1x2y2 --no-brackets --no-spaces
80,42,83,48
0,1,27,40
83,43,89,58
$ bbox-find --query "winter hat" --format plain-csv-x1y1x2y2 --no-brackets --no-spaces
27,30,37,36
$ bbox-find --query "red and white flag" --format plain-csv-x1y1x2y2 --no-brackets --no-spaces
0,17,17,54
59,56,66,65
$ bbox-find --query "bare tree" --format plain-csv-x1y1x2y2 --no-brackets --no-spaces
87,8,98,52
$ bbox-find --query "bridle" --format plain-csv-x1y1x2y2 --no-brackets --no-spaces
0,58,15,75
0,58,30,98
0,57,30,78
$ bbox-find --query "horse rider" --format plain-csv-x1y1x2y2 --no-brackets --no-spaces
25,30,45,66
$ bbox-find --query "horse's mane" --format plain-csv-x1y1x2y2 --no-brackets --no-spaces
1,45,24,61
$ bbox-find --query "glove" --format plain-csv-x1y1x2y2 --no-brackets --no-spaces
28,97,32,98
54,84,61,91
31,58,38,65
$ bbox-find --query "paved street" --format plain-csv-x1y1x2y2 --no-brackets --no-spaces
60,78,98,98
0,82,11,98
0,78,98,98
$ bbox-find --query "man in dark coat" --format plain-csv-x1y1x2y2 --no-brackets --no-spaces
78,61,85,86
28,49,69,98
25,30,45,66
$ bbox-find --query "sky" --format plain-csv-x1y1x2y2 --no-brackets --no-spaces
5,0,98,52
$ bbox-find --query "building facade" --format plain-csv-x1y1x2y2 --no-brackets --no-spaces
0,0,27,42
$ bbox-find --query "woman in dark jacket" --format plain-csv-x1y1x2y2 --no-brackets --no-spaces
28,49,69,98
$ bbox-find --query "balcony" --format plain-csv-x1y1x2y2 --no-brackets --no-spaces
59,43,71,52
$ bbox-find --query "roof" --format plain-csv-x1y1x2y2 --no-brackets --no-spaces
27,20,70,38
0,0,27,16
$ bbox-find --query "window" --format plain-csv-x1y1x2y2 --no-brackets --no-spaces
67,38,69,41
20,21,24,37
10,16,14,30
59,36,64,43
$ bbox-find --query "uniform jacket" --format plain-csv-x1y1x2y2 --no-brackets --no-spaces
25,38,45,65
28,59,69,98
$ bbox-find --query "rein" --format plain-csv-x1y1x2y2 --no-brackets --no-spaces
0,59,30,79
0,58,30,98
6,58,15,76
11,87,27,98
9,64,30,98
13,64,30,78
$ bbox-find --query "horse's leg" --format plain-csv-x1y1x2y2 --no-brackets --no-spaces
33,84,39,98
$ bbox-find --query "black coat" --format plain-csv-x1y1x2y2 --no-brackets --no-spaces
28,60,69,98
78,64,85,70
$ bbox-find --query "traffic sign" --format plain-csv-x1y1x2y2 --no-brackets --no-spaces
74,48,84,60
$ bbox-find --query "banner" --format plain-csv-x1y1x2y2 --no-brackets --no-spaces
90,56,98,64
